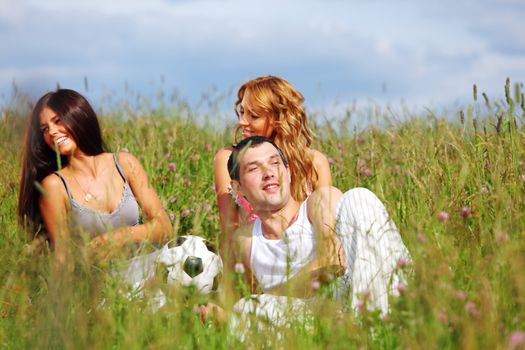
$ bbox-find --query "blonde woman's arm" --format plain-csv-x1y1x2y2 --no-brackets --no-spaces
213,147,239,266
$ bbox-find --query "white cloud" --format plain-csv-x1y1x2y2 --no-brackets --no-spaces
0,0,523,114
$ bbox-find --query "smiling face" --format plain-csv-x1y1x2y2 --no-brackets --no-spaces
233,141,291,213
39,106,79,156
237,89,275,139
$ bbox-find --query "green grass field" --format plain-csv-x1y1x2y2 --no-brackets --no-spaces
0,81,524,349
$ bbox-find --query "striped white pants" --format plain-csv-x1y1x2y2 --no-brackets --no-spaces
335,187,412,315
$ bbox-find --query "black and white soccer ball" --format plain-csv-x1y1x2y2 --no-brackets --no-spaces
156,235,223,294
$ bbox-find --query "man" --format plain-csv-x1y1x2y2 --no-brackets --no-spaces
228,136,411,314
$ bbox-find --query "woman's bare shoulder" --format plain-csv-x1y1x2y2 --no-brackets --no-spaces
308,148,332,187
41,172,65,191
115,150,139,164
309,148,329,163
114,151,143,173
214,147,234,164
40,172,69,203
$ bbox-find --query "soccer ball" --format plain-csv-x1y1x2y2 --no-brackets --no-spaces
156,235,223,294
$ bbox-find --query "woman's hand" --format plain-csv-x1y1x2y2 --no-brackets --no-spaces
87,233,115,263
86,227,132,263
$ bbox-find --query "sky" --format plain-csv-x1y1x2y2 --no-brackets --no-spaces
1,0,524,119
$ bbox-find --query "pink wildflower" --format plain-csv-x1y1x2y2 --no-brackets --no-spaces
417,232,426,242
438,211,449,223
437,310,448,324
460,206,471,219
169,211,175,222
360,167,373,177
234,263,245,274
453,290,467,300
397,282,408,294
181,209,190,217
121,147,129,153
356,299,366,313
397,257,408,268
508,331,525,350
465,301,481,319
205,143,212,152
237,195,254,214
168,163,176,172
311,280,321,291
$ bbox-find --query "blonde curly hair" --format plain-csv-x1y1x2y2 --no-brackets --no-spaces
234,76,318,201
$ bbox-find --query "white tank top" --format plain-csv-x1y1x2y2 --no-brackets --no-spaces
250,200,316,291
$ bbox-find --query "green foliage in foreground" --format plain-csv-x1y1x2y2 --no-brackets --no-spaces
0,82,524,349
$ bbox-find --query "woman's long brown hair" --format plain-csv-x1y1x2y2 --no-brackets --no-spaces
18,89,106,237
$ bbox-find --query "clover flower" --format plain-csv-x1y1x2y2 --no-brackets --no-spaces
438,211,449,222
460,206,471,219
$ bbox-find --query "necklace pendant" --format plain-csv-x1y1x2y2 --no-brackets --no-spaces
84,193,93,202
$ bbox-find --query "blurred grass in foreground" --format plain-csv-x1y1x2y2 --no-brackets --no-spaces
0,80,524,349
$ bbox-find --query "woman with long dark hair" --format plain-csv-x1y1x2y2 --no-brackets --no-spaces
18,89,171,263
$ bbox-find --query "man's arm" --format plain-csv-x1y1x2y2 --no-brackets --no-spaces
267,186,347,298
265,263,345,298
307,186,346,270
233,223,260,295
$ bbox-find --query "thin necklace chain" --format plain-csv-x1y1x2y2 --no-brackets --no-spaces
70,159,97,203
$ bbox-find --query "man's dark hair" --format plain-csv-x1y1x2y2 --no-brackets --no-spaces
227,136,288,181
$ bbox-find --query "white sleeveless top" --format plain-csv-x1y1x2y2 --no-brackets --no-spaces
250,201,316,291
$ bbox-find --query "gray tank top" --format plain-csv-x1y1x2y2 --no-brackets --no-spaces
55,153,140,239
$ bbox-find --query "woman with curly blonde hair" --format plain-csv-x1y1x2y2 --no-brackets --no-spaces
214,76,332,264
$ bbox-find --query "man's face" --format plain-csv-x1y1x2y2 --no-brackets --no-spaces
233,142,291,213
